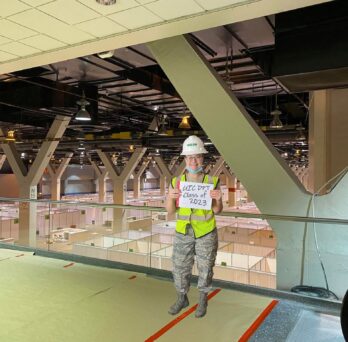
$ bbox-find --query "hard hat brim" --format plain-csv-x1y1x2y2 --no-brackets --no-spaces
181,148,208,156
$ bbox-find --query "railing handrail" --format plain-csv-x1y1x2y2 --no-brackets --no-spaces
1,196,348,225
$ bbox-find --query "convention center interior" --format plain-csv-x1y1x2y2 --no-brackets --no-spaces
0,0,347,341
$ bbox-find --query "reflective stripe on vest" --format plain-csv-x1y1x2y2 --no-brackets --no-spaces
177,213,214,221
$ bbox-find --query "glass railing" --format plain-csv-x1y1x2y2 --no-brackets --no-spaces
0,196,346,301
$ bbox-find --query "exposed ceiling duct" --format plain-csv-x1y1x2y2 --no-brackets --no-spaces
273,1,348,92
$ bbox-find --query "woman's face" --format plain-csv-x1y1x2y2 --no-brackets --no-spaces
185,154,204,172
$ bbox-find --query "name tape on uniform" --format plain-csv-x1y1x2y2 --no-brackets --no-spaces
179,181,214,210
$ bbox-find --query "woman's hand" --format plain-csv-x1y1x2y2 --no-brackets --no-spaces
168,187,181,200
210,189,222,201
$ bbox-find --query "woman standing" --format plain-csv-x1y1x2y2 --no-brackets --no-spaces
166,135,223,318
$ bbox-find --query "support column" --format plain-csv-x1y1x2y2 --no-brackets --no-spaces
154,156,186,187
159,174,166,196
112,179,127,232
308,89,348,193
153,163,166,196
209,157,224,177
154,156,172,184
0,154,6,169
168,156,179,171
63,179,69,196
174,159,186,177
154,156,185,220
90,160,108,203
18,184,37,246
0,116,70,246
204,164,212,173
97,148,146,232
221,165,237,207
47,153,72,201
209,158,237,207
133,159,150,199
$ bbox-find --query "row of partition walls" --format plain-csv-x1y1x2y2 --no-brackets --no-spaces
0,186,276,289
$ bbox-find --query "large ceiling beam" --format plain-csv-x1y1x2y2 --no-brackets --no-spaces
148,35,308,214
0,0,330,74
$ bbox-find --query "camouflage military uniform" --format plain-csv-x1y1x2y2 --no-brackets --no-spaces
172,224,218,294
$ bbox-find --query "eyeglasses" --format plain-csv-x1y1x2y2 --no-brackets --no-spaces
185,155,203,161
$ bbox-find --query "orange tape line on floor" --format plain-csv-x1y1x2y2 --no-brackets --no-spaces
145,288,221,342
238,299,279,342
63,262,75,268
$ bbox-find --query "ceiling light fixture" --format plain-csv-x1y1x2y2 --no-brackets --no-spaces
77,143,85,150
157,114,168,136
270,108,283,129
97,50,114,59
75,91,91,121
296,124,306,141
178,116,191,129
269,92,283,129
158,125,168,136
5,130,16,142
95,0,117,5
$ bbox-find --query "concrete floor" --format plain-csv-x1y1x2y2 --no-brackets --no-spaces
0,248,343,342
0,248,273,342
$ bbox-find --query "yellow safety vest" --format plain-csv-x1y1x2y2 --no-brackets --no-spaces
172,174,219,238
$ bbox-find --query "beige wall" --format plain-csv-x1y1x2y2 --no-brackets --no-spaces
0,174,19,198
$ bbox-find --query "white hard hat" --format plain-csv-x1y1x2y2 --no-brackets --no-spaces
181,135,208,155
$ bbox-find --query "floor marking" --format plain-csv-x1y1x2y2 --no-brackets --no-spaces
89,287,112,298
0,254,25,261
128,275,137,280
63,262,75,268
144,288,221,342
238,299,279,342
0,257,12,262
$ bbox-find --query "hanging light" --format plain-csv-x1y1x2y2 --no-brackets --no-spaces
157,114,168,136
296,124,306,141
5,130,16,141
75,91,91,121
77,143,85,150
178,116,191,129
270,108,283,128
97,50,114,59
111,153,118,165
158,124,168,136
269,92,283,129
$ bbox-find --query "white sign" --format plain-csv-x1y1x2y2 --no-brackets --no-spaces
178,181,214,210
29,186,37,199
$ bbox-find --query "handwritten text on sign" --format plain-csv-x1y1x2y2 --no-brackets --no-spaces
179,181,214,210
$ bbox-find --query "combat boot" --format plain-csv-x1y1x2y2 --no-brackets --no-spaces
195,292,208,318
168,293,189,315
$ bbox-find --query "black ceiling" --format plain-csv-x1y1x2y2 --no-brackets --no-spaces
1,1,347,169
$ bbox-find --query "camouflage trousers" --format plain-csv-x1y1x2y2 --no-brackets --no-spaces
172,225,218,294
